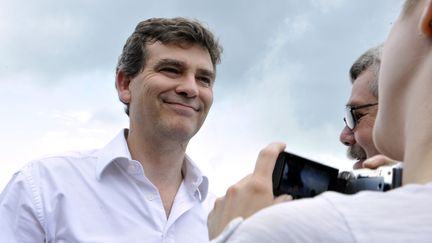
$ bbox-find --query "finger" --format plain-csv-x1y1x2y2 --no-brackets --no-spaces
353,160,363,169
273,194,293,204
253,142,286,179
362,154,396,169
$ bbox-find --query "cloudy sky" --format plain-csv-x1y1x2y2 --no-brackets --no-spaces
0,0,403,195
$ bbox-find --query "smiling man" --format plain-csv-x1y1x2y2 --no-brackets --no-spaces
0,17,222,242
340,45,396,170
340,45,382,169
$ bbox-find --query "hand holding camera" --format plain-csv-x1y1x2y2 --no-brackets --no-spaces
208,143,292,240
208,145,402,240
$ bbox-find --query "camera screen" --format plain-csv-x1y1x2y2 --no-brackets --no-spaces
273,152,339,198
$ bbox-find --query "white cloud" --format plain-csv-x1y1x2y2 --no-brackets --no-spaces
282,15,312,41
45,110,93,125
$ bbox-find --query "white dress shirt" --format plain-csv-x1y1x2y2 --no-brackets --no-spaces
212,183,432,243
0,130,215,243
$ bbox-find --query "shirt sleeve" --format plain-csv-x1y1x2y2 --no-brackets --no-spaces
222,193,354,243
0,167,46,243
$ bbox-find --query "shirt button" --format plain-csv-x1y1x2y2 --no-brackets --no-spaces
127,164,136,174
147,193,158,201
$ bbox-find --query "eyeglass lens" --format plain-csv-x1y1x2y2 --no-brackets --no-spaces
344,103,378,130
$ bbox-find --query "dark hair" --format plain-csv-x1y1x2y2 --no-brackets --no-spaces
116,17,223,115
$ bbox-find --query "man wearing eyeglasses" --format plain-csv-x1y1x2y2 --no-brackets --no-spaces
339,45,394,169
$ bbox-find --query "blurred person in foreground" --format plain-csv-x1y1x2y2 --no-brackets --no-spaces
209,1,432,242
0,17,222,242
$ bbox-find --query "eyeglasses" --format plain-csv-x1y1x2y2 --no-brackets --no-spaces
344,103,378,130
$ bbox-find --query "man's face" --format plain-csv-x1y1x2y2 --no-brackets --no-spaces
125,42,215,142
340,67,380,169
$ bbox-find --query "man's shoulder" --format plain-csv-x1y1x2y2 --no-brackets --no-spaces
320,185,432,240
17,150,100,184
324,183,432,207
25,150,98,170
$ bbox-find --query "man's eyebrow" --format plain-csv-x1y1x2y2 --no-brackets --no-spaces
154,58,215,80
154,58,184,68
346,104,362,109
346,100,361,107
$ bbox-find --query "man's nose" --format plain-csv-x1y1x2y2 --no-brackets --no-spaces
339,125,355,146
175,74,198,98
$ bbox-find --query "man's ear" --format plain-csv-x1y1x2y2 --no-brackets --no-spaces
420,0,432,37
115,70,132,104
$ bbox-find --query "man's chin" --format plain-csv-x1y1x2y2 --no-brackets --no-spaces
347,146,367,168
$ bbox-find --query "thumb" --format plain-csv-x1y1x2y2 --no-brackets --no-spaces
363,154,396,169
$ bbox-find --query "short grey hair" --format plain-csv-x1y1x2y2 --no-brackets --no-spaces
349,44,383,97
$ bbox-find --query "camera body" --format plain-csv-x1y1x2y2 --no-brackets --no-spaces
272,152,402,199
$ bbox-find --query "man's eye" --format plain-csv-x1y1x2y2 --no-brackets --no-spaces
160,67,180,74
197,76,212,86
354,112,365,120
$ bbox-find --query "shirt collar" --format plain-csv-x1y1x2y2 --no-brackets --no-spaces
182,154,209,202
94,129,132,180
94,129,209,202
